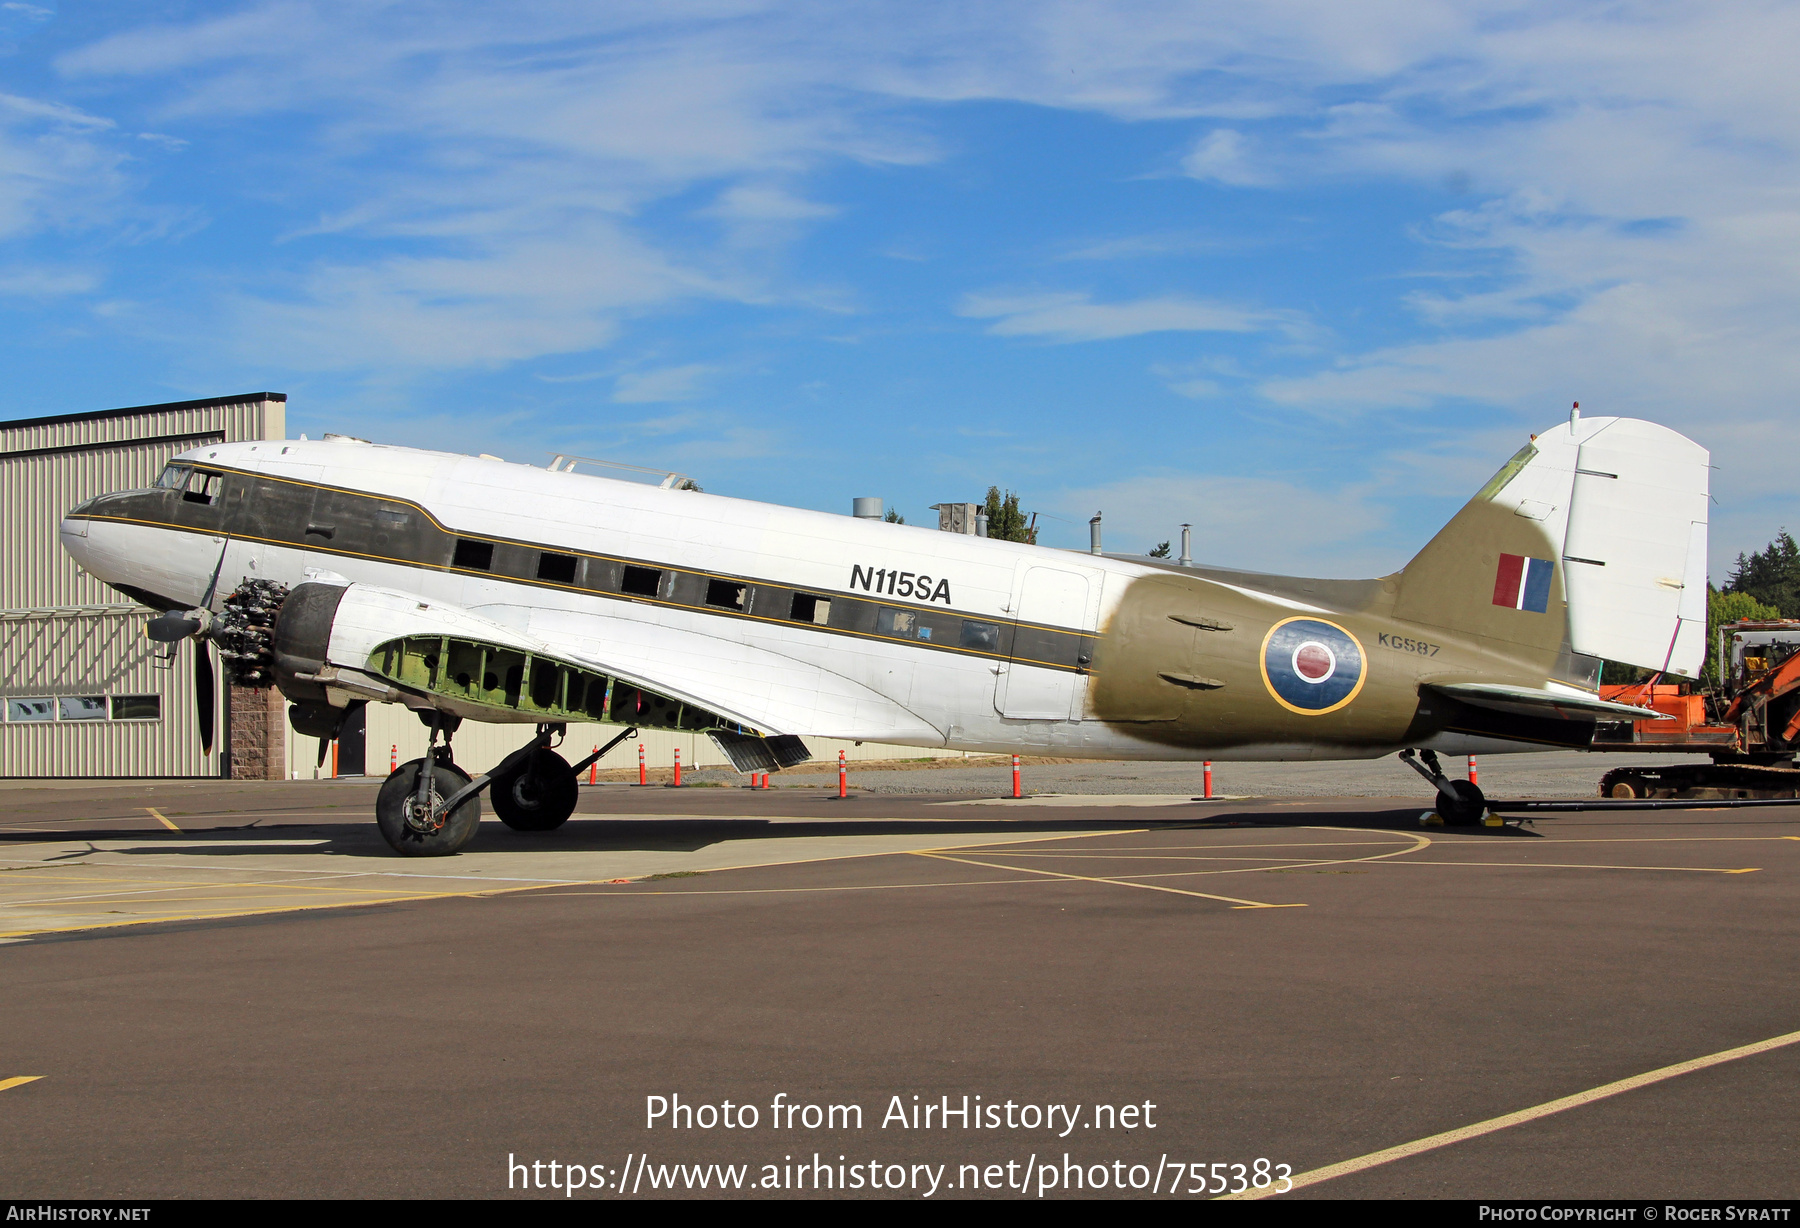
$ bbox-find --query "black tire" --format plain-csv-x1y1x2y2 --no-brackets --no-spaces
377,759,482,856
1437,779,1487,825
491,748,579,832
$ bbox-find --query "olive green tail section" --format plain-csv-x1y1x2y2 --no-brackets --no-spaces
1391,497,1568,660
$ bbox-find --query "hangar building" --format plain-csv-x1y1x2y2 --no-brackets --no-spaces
3,393,969,780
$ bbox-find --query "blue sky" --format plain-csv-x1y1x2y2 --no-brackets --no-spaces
3,2,1797,579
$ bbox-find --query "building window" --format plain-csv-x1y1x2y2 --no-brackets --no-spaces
6,698,54,722
960,620,1001,652
705,579,746,610
110,695,163,721
58,696,108,721
537,551,578,584
620,565,662,598
790,593,831,625
453,538,494,570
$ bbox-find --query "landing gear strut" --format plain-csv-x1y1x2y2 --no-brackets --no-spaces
377,713,481,856
1399,748,1487,825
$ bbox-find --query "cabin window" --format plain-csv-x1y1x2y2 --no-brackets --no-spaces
705,579,746,610
155,464,190,490
877,608,922,638
110,695,162,721
537,551,578,584
453,539,494,571
790,593,831,625
960,620,1000,652
182,469,223,505
620,565,662,598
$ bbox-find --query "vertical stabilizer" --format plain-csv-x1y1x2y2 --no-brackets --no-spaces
1395,415,1709,678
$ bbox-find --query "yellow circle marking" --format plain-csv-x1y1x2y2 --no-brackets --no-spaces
1258,616,1368,716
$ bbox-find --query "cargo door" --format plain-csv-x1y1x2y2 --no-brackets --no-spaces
996,566,1091,719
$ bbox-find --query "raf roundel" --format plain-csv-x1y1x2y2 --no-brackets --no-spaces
1260,617,1366,715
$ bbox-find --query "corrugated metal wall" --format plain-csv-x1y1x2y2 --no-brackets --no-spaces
0,395,284,777
0,611,219,777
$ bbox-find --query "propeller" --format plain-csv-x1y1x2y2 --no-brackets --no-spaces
194,639,215,757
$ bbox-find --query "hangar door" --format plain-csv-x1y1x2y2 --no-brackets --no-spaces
996,567,1090,720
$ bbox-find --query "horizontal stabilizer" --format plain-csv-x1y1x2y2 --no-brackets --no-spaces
1425,681,1673,723
708,731,813,774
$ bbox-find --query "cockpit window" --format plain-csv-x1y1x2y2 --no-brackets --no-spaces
155,464,191,490
182,469,223,505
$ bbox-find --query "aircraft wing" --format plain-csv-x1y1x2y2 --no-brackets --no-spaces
305,582,944,746
1422,681,1673,723
520,605,947,745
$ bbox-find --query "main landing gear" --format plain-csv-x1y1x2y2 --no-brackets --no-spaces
373,719,639,856
1398,748,1488,825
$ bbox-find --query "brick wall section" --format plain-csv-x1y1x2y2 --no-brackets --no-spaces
229,686,288,780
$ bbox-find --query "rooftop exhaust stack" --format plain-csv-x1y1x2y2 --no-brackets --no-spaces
1090,512,1103,556
1179,523,1192,567
853,497,883,519
975,512,988,538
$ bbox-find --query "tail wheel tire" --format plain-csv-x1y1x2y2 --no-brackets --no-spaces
491,748,579,832
1437,779,1487,826
377,759,482,856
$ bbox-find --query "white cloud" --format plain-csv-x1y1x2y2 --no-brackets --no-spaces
612,363,713,403
0,267,98,296
958,290,1299,342
1054,472,1394,577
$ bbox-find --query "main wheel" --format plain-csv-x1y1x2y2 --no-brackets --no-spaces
377,759,482,856
1437,779,1487,825
490,748,579,831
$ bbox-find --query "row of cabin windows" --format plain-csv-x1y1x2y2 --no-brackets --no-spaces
451,537,834,628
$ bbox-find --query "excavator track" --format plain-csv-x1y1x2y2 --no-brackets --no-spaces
1598,762,1800,800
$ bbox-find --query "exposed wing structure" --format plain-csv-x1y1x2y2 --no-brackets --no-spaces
293,582,943,746
1423,681,1673,723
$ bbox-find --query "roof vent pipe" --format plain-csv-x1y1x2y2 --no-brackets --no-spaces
1089,512,1103,556
1179,523,1192,567
975,512,988,538
853,497,883,519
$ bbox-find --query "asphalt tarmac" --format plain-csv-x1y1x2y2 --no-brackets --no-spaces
2,770,1797,1201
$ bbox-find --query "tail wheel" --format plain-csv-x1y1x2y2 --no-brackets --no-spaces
491,748,579,831
377,759,482,856
1437,779,1487,825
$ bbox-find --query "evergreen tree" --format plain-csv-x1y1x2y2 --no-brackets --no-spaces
883,508,905,525
1148,541,1171,558
1725,530,1800,616
982,487,1037,544
1706,587,1783,683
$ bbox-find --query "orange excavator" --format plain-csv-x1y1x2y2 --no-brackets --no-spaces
1594,619,1800,798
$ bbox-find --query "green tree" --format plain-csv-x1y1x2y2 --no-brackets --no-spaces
883,508,905,525
1706,587,1783,683
1725,530,1800,616
982,487,1037,544
1147,541,1171,558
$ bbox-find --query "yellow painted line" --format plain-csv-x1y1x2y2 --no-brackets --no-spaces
1226,1026,1800,1199
910,850,1304,908
0,1077,43,1093
1385,860,1758,874
0,831,1129,940
144,808,180,832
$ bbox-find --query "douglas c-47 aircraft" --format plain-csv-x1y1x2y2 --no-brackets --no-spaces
58,408,1708,855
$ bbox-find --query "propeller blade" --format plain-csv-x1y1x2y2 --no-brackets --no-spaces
195,641,215,756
